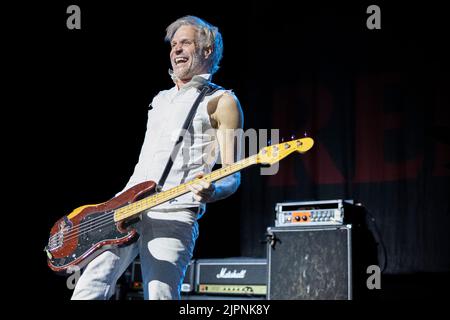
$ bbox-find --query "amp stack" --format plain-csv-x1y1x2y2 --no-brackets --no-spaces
267,199,374,300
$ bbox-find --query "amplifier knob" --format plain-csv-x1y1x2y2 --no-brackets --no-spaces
302,215,308,221
295,216,301,221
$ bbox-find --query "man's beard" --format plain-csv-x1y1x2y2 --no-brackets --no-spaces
172,50,205,81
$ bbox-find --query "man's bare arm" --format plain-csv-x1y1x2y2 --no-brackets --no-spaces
189,92,243,203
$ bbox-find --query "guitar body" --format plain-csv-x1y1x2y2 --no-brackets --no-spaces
47,181,156,273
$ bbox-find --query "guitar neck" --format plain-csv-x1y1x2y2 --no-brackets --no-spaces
114,154,258,222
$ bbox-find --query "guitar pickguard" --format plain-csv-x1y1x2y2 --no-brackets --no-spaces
48,210,137,272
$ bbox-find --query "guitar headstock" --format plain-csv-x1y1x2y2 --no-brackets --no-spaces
256,137,314,165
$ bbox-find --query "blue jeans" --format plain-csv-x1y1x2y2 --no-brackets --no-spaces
71,208,199,300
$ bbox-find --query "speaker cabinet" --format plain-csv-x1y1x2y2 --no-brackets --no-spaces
267,225,353,300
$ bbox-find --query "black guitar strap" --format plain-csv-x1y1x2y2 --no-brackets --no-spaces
157,82,223,189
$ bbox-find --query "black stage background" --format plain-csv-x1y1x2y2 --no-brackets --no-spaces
13,0,449,302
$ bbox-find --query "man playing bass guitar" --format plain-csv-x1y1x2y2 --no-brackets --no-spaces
71,16,243,300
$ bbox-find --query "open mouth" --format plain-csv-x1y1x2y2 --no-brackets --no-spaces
175,57,189,65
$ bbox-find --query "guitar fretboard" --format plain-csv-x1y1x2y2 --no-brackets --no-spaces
114,155,258,222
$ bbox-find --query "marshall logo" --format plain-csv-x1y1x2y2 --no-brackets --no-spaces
216,268,247,279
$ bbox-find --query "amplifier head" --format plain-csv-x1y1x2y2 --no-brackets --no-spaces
195,258,267,296
275,199,358,227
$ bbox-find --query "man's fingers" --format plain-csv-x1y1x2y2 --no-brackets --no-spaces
190,179,213,191
189,184,208,195
195,172,213,188
189,184,202,192
189,183,210,193
189,187,208,202
189,183,214,199
195,172,205,179
188,174,215,203
198,179,213,190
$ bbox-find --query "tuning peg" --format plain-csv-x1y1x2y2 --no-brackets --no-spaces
303,131,308,137
281,137,284,142
290,134,296,140
267,140,271,146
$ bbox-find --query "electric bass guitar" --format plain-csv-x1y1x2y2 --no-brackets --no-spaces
45,137,314,273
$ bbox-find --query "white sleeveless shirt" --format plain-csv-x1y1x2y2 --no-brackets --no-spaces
121,74,226,212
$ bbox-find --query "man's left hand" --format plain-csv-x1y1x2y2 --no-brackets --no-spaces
188,173,216,203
